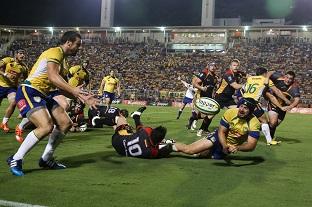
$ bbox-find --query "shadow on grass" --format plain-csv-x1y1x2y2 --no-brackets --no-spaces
213,155,265,167
277,136,301,144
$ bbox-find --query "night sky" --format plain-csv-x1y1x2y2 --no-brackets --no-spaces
0,0,311,27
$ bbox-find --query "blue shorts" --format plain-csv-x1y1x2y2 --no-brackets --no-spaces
15,85,59,118
207,130,227,160
182,97,193,104
0,86,17,99
103,91,115,101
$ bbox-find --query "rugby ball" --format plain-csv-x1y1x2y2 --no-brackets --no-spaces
195,97,220,115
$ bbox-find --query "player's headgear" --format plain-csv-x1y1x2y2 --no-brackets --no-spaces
239,97,257,113
120,109,129,118
256,67,268,75
150,126,167,145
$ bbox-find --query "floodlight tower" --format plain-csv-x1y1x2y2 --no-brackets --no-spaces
100,0,115,27
201,0,215,27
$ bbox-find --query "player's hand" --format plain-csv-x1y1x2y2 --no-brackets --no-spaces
4,73,16,80
228,145,239,154
285,99,291,105
78,94,100,109
222,145,229,154
72,84,88,98
201,86,208,92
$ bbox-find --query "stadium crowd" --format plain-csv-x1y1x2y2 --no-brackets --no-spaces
2,35,311,107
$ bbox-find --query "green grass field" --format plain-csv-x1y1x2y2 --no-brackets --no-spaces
0,101,312,207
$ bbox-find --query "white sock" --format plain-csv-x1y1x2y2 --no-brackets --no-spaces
2,117,9,124
18,118,30,130
261,123,272,143
172,144,178,152
13,130,40,160
41,128,65,161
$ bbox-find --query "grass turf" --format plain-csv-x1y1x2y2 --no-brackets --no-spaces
0,101,311,207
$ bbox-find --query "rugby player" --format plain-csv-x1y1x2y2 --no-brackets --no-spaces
186,63,218,136
266,71,300,141
173,98,261,159
98,70,120,108
7,31,99,176
111,107,173,159
240,67,291,145
0,49,28,133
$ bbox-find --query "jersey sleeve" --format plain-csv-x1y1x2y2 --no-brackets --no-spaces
46,48,63,65
289,85,300,97
220,109,232,129
248,117,261,139
196,69,208,82
0,57,13,65
223,73,236,85
268,79,274,88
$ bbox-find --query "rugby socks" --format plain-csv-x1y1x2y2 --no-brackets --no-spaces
18,118,30,130
270,126,277,139
261,123,272,143
199,117,212,131
177,110,182,119
2,117,9,124
41,128,65,161
132,115,143,129
13,130,39,160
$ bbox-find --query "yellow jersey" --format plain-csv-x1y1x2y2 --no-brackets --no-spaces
220,108,260,145
68,65,89,87
0,57,28,88
242,75,273,101
103,75,119,93
24,47,69,95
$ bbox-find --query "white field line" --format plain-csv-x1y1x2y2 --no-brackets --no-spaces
0,199,47,207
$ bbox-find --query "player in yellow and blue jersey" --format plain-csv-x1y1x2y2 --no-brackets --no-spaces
7,31,99,176
0,49,28,133
98,70,120,108
172,97,261,159
238,67,291,145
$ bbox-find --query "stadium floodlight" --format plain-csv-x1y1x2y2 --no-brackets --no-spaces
244,26,249,31
159,26,166,32
302,26,308,32
87,30,90,33
76,27,80,31
34,29,37,33
114,27,121,33
61,30,64,33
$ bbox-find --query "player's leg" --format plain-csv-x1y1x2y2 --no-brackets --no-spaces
8,108,54,176
131,106,147,130
174,138,214,155
15,117,30,143
177,102,186,119
39,105,73,169
268,110,279,139
1,91,16,132
53,94,70,111
197,114,214,137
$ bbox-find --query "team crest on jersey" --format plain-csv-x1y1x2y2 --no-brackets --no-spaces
33,96,41,103
17,99,27,111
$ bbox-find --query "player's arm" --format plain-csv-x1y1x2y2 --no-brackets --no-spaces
192,76,206,92
116,80,121,96
218,125,229,154
265,91,284,109
229,136,258,153
98,78,105,95
270,86,291,105
284,97,300,111
229,82,243,90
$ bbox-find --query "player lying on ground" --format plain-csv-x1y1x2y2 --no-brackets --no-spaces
88,105,129,127
172,98,261,159
111,107,173,159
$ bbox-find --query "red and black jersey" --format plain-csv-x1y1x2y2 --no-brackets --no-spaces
215,68,239,98
112,127,161,159
196,68,218,98
269,72,300,106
